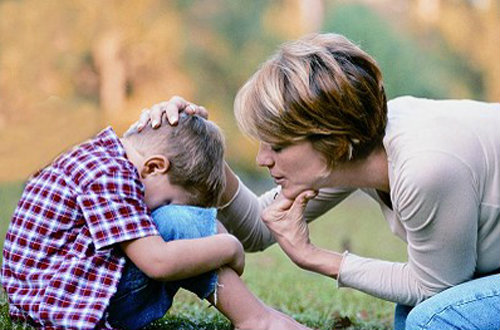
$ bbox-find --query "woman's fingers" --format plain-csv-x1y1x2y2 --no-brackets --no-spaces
135,108,152,132
164,96,189,125
131,96,208,134
182,103,209,118
262,190,317,224
281,190,316,222
276,190,317,213
262,190,315,263
292,190,317,212
196,105,209,118
149,101,167,127
272,194,294,212
162,96,208,125
184,103,196,115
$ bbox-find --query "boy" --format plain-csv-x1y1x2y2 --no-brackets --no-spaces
1,113,309,330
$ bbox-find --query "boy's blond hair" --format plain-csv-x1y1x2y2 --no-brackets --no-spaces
125,114,226,207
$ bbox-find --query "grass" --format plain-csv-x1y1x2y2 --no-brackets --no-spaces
0,181,406,329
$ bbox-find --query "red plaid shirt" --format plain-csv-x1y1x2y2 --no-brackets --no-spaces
1,127,159,330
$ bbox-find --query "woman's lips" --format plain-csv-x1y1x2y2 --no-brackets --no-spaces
272,175,285,184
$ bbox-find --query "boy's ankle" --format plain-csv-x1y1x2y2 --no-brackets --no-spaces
234,307,271,330
240,307,310,330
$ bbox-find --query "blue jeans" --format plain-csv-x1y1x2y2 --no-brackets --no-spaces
107,205,218,330
394,274,500,330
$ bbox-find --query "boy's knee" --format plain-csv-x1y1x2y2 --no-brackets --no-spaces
151,205,217,241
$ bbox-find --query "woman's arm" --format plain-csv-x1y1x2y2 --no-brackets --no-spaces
261,151,479,306
216,170,278,252
338,152,479,305
217,167,354,252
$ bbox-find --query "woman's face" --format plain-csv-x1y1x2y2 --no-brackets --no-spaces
256,140,331,199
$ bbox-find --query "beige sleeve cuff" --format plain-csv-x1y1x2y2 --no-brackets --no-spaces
336,250,351,288
217,177,241,210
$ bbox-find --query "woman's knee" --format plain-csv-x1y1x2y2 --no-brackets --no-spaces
405,276,500,330
404,303,432,330
404,301,463,330
406,299,500,330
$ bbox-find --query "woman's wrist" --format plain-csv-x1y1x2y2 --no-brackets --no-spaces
295,244,343,279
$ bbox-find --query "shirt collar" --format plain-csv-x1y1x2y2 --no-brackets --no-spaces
95,126,127,159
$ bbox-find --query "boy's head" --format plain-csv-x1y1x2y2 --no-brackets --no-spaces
123,114,226,209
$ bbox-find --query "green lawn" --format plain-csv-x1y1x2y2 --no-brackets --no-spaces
0,182,406,329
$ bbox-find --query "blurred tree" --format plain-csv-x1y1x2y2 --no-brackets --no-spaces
410,0,500,101
265,0,325,37
171,0,283,173
0,0,496,182
93,30,126,114
298,0,325,33
323,3,483,100
0,0,191,180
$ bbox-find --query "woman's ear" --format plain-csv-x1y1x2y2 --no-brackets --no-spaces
140,155,170,178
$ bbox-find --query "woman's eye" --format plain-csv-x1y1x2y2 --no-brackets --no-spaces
271,145,283,152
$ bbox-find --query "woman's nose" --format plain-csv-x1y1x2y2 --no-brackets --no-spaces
256,143,274,167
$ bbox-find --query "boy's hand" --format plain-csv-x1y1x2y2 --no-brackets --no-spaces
225,234,245,276
127,96,208,135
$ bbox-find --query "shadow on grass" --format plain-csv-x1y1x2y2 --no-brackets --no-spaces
0,288,392,330
146,314,232,330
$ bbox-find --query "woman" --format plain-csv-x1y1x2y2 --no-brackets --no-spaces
135,33,500,329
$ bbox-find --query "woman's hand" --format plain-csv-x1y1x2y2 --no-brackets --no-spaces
127,96,208,134
261,190,317,268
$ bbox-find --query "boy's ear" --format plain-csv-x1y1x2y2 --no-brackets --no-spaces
140,155,170,178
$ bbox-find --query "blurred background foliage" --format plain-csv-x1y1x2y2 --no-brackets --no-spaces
0,0,499,183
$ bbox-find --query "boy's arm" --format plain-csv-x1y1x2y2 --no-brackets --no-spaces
120,233,244,281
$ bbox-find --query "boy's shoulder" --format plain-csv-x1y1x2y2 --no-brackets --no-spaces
38,127,137,188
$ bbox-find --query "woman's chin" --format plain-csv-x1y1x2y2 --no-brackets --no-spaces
280,185,312,200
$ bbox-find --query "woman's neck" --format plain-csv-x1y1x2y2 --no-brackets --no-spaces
325,146,390,192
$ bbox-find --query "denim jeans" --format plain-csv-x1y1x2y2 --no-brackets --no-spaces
107,205,218,330
394,274,500,330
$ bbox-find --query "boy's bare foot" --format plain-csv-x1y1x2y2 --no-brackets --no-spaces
236,307,311,330
211,266,311,330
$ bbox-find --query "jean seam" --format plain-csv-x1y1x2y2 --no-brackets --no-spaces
420,291,500,330
110,281,150,303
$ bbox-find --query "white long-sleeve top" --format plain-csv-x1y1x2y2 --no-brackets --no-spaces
218,96,500,306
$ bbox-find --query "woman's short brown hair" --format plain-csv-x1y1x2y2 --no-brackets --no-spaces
125,114,226,207
234,33,387,167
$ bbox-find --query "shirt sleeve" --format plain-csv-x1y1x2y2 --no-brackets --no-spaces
77,171,159,250
338,151,479,305
217,177,354,252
